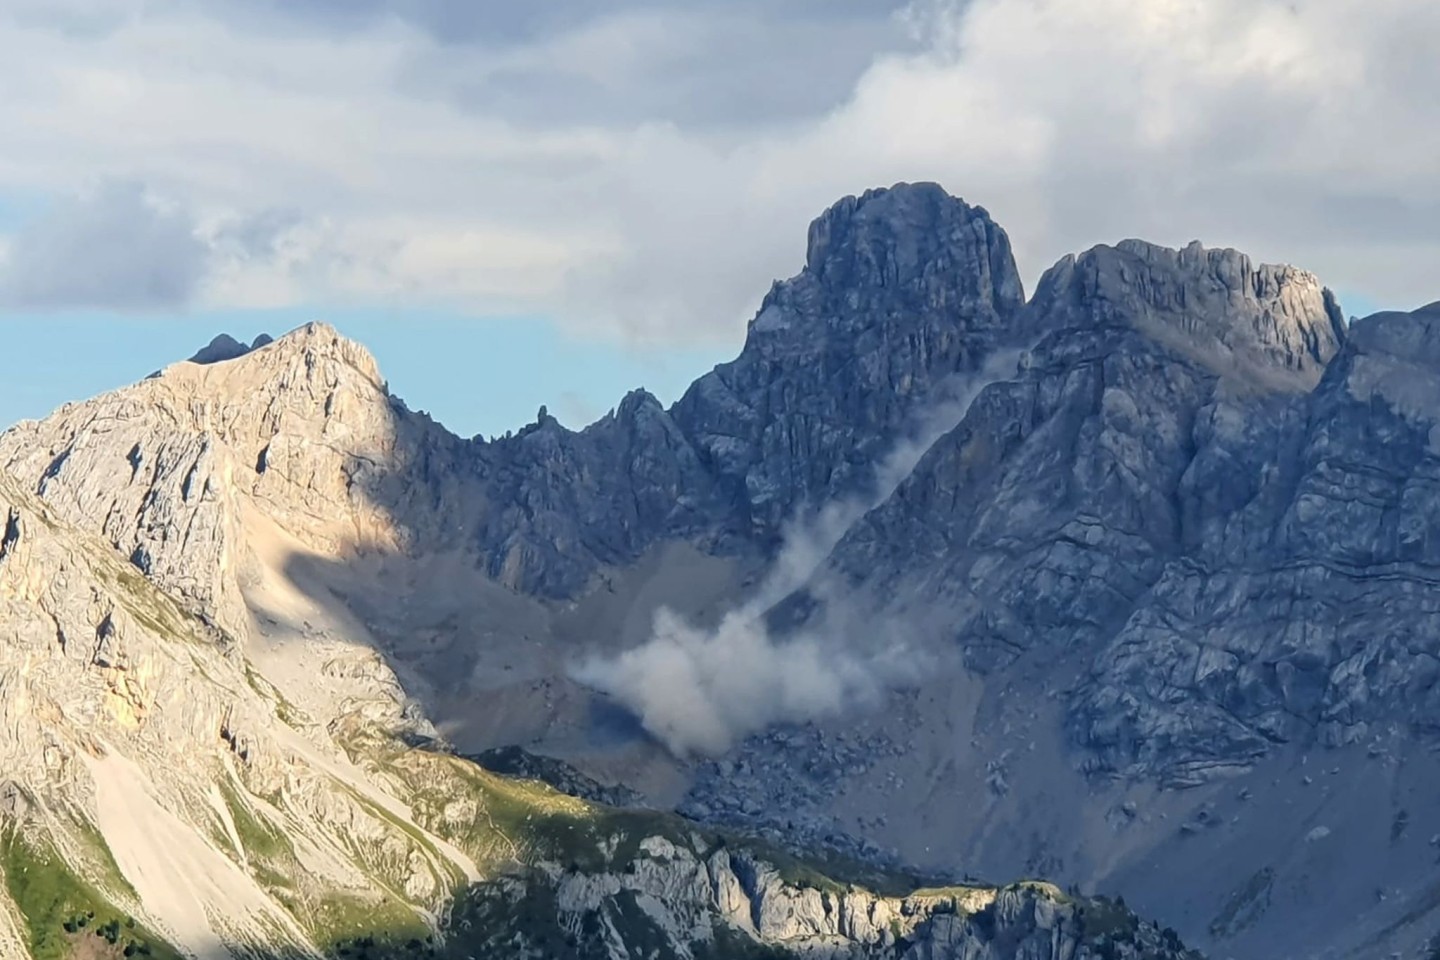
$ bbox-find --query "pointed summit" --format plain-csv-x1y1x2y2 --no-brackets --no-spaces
675,182,1027,535
258,321,384,385
188,333,256,365
803,182,1024,316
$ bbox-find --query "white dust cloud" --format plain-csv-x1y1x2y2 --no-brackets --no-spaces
574,349,1022,756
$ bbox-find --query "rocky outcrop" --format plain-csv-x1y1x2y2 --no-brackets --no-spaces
671,183,1026,540
0,322,486,637
473,390,725,597
468,839,1193,960
828,236,1346,674
1019,240,1344,388
188,333,275,366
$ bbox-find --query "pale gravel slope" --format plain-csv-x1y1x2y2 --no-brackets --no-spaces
85,750,313,959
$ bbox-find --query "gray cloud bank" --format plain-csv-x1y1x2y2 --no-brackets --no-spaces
573,351,1023,757
0,0,1435,327
0,182,208,310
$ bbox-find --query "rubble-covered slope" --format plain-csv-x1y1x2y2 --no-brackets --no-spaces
0,467,1197,959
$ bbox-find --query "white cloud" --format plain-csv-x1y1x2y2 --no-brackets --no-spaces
0,0,1434,330
573,351,1022,755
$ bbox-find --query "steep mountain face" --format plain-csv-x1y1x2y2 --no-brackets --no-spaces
828,235,1347,673
0,454,1193,960
473,392,725,598
1080,300,1440,778
472,183,1027,595
0,464,476,959
671,183,1025,539
1,181,1434,960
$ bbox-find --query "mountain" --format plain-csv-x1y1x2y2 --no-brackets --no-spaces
0,389,1190,958
0,180,1433,959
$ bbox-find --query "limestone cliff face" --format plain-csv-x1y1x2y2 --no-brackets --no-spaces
0,322,463,639
0,467,476,958
829,234,1347,676
1077,301,1440,781
467,840,1190,960
1021,239,1344,386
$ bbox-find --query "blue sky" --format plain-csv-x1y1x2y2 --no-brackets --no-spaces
0,313,734,438
0,1,1434,435
0,284,1407,441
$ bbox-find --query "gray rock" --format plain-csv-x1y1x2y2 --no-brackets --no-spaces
672,182,1026,540
1077,301,1440,781
188,332,273,365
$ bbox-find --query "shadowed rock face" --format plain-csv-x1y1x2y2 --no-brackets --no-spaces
1,468,1198,960
469,183,1031,594
1076,300,1440,781
6,181,1436,958
827,231,1350,680
672,183,1026,539
188,332,276,365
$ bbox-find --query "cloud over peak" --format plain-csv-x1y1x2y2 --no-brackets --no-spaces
0,0,1434,328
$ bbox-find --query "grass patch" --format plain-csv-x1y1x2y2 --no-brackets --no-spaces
243,663,309,728
379,747,699,876
216,777,437,952
216,780,291,863
378,744,981,904
104,563,205,648
311,893,431,952
1,825,182,960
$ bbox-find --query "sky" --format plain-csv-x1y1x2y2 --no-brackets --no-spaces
0,0,1435,438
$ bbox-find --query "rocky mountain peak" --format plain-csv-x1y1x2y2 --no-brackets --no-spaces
187,332,275,365
798,181,1024,322
152,320,393,450
616,387,662,416
674,182,1029,535
254,320,384,387
154,322,385,409
1027,237,1346,389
